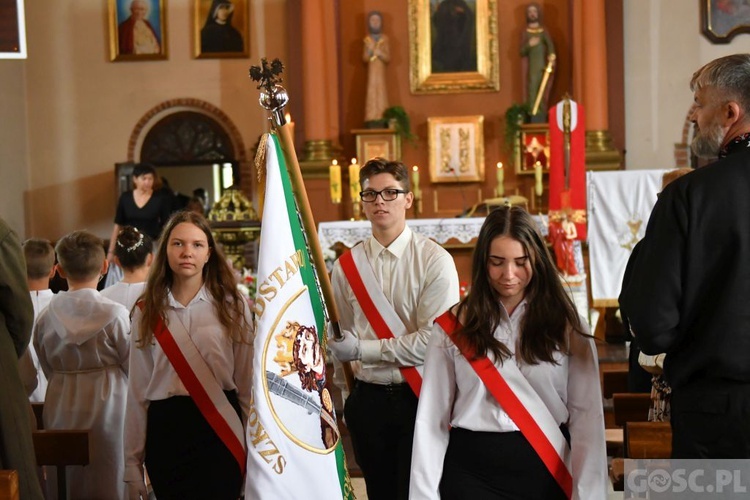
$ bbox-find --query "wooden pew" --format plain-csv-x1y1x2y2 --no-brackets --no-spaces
626,421,672,459
610,421,673,491
0,470,19,500
33,430,90,500
602,369,629,399
612,393,651,427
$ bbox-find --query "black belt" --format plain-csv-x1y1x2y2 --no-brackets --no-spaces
355,379,410,394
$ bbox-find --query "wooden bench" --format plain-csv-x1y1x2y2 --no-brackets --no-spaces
602,369,629,399
610,422,672,491
33,430,90,500
612,392,651,427
626,421,672,459
0,470,19,500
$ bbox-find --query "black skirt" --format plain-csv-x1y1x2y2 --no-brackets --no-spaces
145,391,243,500
439,426,569,500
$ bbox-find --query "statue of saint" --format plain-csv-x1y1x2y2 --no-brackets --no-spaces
521,2,556,123
363,11,390,125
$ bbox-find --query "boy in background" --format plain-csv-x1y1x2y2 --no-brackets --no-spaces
20,238,56,401
34,230,130,500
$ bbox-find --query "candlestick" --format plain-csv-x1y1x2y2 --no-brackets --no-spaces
412,165,421,198
329,159,341,204
534,161,543,197
349,158,360,202
496,162,504,198
284,112,295,142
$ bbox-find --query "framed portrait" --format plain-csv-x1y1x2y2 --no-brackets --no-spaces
194,0,249,59
701,0,750,43
354,129,402,163
0,0,27,59
108,0,168,62
515,123,549,175
428,115,485,183
408,0,499,94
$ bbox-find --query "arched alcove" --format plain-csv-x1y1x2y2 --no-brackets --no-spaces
127,98,252,194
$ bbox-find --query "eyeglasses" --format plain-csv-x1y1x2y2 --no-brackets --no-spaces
359,188,408,202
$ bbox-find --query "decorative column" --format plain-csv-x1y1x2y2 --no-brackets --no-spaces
299,0,342,175
573,0,621,170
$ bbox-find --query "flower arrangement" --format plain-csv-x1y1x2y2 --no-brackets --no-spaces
459,281,471,299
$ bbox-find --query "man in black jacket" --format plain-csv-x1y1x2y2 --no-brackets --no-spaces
620,53,750,458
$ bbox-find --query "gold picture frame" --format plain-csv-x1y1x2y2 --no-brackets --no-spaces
428,115,485,183
108,0,168,62
408,0,499,94
353,128,402,163
194,0,250,59
515,123,550,175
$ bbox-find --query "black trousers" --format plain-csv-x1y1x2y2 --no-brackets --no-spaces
671,380,750,458
145,391,243,500
344,380,418,500
439,427,569,500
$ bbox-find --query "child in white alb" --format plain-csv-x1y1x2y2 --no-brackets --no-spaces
20,238,57,402
34,230,130,500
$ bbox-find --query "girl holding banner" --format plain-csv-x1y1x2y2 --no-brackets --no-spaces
410,206,606,499
124,211,254,500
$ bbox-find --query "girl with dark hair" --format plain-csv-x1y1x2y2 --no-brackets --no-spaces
410,206,606,499
101,226,153,312
124,211,253,500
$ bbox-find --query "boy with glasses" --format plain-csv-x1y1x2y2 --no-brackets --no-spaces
329,157,459,499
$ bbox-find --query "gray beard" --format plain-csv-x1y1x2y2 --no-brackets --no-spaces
691,124,725,159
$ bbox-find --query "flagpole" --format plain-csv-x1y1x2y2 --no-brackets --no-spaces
252,59,355,393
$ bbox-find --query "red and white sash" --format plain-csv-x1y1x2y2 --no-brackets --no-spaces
435,311,573,498
147,308,247,474
339,245,423,397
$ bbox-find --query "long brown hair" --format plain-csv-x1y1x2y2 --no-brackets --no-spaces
137,211,250,347
454,206,584,364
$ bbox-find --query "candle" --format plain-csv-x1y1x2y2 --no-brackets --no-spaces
329,159,341,204
496,162,504,197
412,165,421,198
349,158,360,202
534,161,543,197
285,112,295,141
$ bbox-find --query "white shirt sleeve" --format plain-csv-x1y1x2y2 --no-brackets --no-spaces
361,250,460,366
409,324,456,500
567,322,608,499
123,309,152,483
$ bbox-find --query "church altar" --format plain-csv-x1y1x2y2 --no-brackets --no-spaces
317,216,550,254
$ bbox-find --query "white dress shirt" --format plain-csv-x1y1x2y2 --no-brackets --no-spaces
123,286,254,482
101,281,146,313
410,301,607,500
331,225,460,384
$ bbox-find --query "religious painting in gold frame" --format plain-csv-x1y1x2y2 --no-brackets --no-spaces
194,0,250,59
108,0,168,62
428,115,485,183
354,129,402,163
408,0,499,94
515,123,550,175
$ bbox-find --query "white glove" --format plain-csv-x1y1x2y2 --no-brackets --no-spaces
126,480,148,500
327,324,361,362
